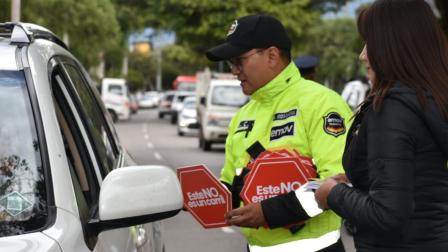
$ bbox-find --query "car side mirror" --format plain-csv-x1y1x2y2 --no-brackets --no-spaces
88,165,183,235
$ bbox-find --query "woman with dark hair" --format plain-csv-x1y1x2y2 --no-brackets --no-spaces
315,0,448,251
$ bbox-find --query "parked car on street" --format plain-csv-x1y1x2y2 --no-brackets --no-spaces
0,22,183,252
177,96,198,136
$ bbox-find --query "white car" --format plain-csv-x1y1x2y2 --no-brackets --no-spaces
138,91,160,109
0,23,183,252
169,91,195,124
177,96,198,136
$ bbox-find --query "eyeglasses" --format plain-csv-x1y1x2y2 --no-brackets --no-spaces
226,49,266,70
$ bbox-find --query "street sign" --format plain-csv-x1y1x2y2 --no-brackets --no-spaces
240,151,315,205
177,165,231,228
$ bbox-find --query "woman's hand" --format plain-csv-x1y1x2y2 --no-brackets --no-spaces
314,173,348,209
224,202,266,228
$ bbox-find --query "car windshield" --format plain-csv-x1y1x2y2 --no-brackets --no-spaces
183,100,196,109
177,82,196,92
0,71,47,237
211,86,248,107
108,84,124,96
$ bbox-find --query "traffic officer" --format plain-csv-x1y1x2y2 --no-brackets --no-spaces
294,55,320,80
206,14,352,252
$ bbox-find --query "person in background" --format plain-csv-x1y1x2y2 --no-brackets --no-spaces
294,55,320,81
315,0,448,251
206,14,352,252
341,76,370,111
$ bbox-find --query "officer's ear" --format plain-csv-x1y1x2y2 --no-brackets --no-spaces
266,46,283,68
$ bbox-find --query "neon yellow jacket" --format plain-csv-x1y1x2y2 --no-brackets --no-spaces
220,62,353,247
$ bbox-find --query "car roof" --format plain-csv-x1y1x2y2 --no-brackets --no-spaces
0,23,69,71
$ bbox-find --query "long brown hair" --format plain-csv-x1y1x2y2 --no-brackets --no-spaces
357,0,448,117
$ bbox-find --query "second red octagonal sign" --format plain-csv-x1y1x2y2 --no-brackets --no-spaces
240,156,311,204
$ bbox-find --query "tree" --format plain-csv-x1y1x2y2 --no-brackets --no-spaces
151,0,318,69
435,0,448,33
302,18,364,91
21,0,121,72
127,50,156,91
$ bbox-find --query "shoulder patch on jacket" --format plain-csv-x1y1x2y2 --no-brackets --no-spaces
273,108,297,121
323,112,346,137
235,120,255,133
270,122,295,141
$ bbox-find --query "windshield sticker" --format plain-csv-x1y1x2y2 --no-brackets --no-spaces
270,122,295,141
323,112,346,137
273,109,297,121
0,191,33,216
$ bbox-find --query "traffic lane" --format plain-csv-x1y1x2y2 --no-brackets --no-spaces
114,109,246,252
118,109,225,176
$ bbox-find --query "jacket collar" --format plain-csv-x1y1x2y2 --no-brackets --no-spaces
251,62,301,103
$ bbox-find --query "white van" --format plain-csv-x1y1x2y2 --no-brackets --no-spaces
197,79,248,151
101,78,131,122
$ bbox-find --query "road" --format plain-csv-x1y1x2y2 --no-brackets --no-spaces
114,109,355,252
114,109,246,252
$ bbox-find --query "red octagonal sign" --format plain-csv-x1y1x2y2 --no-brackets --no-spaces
177,165,231,228
240,156,312,205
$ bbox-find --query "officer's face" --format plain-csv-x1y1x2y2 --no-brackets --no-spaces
359,45,376,83
229,48,271,95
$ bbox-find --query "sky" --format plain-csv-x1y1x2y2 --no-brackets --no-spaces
323,0,373,19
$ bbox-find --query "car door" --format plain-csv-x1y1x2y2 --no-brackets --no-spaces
49,56,155,252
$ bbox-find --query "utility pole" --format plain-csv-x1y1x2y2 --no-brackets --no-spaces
11,0,21,22
156,48,162,91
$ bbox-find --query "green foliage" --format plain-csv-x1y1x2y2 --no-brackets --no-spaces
127,51,156,91
155,0,320,70
435,0,448,33
0,1,11,22
302,18,364,91
20,0,121,73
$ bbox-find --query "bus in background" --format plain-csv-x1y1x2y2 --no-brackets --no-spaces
172,75,197,91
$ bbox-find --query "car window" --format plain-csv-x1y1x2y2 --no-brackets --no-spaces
211,85,247,107
177,82,196,92
108,84,124,96
0,70,47,237
166,94,175,101
63,63,117,176
184,100,196,109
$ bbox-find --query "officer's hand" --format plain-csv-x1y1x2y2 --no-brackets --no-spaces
224,202,266,228
314,177,339,209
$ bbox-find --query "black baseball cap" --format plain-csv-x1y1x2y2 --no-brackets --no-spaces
206,14,292,61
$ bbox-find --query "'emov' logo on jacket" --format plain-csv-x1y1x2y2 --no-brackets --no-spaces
323,112,345,137
273,109,297,121
270,122,295,141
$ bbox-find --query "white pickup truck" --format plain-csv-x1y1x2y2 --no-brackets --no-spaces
196,69,248,151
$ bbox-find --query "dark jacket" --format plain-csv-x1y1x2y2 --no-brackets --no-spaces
328,82,448,252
